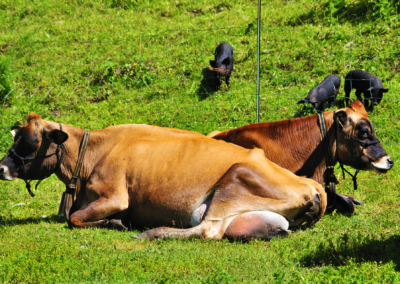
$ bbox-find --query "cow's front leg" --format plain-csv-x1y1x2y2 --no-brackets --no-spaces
69,196,129,229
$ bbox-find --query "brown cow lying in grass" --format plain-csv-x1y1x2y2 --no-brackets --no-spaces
0,113,326,241
208,101,393,214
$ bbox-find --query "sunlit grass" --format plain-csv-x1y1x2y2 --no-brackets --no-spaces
0,0,400,282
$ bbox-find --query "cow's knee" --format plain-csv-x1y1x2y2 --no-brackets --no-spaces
303,192,321,225
292,190,323,228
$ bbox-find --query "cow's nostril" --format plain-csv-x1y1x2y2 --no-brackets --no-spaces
0,166,4,174
388,158,394,166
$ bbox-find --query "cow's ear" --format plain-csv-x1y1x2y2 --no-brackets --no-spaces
46,129,69,144
222,57,230,66
381,88,389,93
10,125,22,138
210,60,216,68
366,86,375,91
335,110,348,128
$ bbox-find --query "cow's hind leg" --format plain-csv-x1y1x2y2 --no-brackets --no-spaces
133,211,291,242
132,223,210,241
133,163,325,241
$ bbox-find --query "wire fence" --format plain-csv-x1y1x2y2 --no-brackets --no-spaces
1,25,399,148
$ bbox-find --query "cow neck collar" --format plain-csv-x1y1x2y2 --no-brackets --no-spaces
58,129,90,219
317,113,338,209
10,123,65,197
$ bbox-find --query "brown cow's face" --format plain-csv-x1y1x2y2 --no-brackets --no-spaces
336,101,393,173
0,113,68,181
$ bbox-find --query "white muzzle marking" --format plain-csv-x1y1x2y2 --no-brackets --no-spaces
0,165,15,181
371,155,393,171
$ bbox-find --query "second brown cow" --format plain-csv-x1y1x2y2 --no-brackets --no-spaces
209,101,394,214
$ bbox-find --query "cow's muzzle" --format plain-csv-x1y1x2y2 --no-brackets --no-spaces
0,165,15,181
371,155,394,173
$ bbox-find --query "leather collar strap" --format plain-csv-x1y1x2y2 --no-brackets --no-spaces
318,113,338,208
67,130,90,194
58,130,90,219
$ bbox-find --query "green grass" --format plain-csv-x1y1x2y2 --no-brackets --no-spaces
1,0,400,282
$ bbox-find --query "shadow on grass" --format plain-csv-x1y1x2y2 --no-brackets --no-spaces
197,67,221,101
0,214,66,226
301,234,400,271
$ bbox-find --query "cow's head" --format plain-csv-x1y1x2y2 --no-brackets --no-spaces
335,101,393,173
0,113,68,181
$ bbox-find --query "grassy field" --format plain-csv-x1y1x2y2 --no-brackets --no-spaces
1,0,400,282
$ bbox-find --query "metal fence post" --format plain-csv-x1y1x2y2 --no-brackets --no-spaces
256,0,261,123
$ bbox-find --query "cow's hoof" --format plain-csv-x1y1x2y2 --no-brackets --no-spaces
132,228,164,241
326,193,361,215
132,233,144,240
132,232,152,241
110,219,127,230
339,194,362,205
